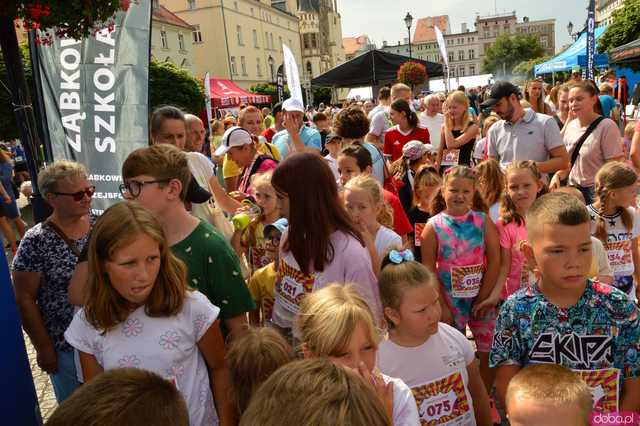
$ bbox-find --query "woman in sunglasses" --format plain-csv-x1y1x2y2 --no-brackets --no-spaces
12,160,95,404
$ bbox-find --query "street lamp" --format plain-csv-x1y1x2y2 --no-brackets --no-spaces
404,12,413,59
567,21,576,41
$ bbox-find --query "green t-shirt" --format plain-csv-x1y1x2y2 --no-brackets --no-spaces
171,220,255,321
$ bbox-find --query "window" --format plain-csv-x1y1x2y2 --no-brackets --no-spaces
459,66,465,77
470,65,476,75
450,68,456,77
253,29,259,47
265,32,270,49
234,1,238,10
250,7,254,16
458,50,464,61
230,56,237,75
484,30,490,38
311,33,317,48
160,30,168,49
187,0,196,9
241,56,247,75
192,25,202,43
268,56,275,81
257,58,262,76
468,49,474,59
448,53,453,63
178,33,185,50
303,34,310,49
306,61,312,77
270,33,274,50
236,25,243,45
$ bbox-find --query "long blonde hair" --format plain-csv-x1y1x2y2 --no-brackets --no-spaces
84,202,188,332
593,161,638,243
445,90,471,132
412,166,441,209
475,159,505,207
344,174,394,229
525,79,550,114
500,161,547,226
295,284,381,358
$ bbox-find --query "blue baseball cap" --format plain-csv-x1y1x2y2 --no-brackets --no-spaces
263,218,288,237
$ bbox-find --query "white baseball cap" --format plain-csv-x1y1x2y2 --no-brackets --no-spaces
282,97,304,113
214,126,252,156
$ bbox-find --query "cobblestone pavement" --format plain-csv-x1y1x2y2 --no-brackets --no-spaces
24,332,57,421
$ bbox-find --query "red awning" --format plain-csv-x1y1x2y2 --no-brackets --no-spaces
208,78,271,107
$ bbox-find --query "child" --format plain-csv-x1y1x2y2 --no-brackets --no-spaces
344,175,401,261
337,144,413,243
247,218,287,326
490,192,640,413
390,140,434,214
296,284,421,425
323,133,342,181
239,358,390,426
377,254,492,426
505,364,592,426
270,153,381,335
45,368,190,426
421,165,500,398
554,185,614,285
438,91,480,170
64,202,234,426
472,115,499,165
226,327,294,415
407,166,441,263
474,159,505,222
623,122,634,162
588,161,640,297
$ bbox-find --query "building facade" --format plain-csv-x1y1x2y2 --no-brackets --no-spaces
343,35,375,61
515,16,555,56
297,0,345,81
596,0,624,26
412,15,451,43
151,4,195,74
161,0,303,89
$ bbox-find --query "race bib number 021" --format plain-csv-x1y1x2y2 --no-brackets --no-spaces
451,264,483,298
274,259,315,314
412,371,473,425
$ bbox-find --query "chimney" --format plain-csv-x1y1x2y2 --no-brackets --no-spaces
382,40,387,47
461,23,468,33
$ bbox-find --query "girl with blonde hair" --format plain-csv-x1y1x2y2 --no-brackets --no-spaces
64,202,234,426
474,159,506,222
407,166,441,262
438,90,480,170
296,284,420,425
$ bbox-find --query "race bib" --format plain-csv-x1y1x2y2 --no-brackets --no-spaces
412,371,473,425
275,259,315,315
604,241,634,276
574,369,620,413
451,264,483,298
250,246,271,271
441,149,460,167
414,223,426,247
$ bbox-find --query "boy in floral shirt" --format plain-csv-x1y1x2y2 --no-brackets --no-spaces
490,192,640,413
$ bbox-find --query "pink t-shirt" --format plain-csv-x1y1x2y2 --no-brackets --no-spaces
496,218,529,299
271,230,381,329
562,118,623,187
238,157,278,194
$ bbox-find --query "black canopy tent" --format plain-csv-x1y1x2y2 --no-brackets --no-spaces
609,38,640,64
311,49,444,88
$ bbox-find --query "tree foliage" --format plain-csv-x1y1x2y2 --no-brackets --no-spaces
481,34,545,76
149,60,205,113
598,0,640,54
249,82,290,101
513,55,551,79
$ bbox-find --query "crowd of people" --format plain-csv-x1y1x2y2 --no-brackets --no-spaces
10,73,640,426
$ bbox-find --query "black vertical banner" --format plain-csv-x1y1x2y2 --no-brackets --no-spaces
586,0,596,81
276,64,285,103
34,0,151,214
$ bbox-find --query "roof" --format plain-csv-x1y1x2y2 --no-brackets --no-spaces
343,35,370,55
413,16,449,43
152,5,194,29
534,26,607,74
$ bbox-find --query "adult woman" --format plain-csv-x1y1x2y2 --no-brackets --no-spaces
269,152,381,336
524,79,553,115
551,81,624,204
150,105,187,149
0,148,27,242
12,161,95,403
438,91,480,170
384,99,430,162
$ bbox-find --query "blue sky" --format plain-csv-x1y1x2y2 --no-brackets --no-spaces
338,0,590,53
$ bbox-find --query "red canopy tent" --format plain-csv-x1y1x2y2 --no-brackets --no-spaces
208,78,271,107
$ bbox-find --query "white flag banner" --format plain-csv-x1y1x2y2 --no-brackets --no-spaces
204,72,213,135
435,26,448,67
283,44,303,105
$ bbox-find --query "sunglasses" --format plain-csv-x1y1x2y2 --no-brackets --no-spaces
51,186,96,201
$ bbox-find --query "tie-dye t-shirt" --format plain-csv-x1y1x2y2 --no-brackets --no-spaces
429,210,486,331
490,280,640,413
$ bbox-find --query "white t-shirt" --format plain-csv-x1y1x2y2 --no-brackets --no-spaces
418,113,444,150
369,108,392,146
381,374,421,426
377,323,477,426
65,291,220,426
324,154,340,181
375,226,402,259
591,236,613,278
186,152,215,223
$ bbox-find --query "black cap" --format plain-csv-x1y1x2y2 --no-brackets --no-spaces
325,133,342,144
272,102,283,116
186,174,211,204
479,81,521,108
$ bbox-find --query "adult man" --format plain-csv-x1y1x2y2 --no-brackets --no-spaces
261,102,284,143
366,84,412,149
481,81,569,175
367,87,391,119
121,144,254,337
272,98,321,158
418,94,444,150
185,113,206,153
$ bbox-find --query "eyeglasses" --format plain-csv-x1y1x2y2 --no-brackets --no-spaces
118,179,170,198
51,186,96,201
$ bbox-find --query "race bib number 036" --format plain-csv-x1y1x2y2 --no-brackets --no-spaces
412,371,473,425
451,264,483,298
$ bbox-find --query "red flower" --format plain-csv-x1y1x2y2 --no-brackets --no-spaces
120,0,131,11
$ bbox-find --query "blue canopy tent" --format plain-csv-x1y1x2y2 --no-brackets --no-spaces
535,27,607,75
